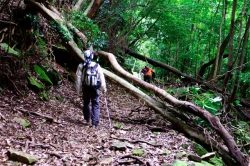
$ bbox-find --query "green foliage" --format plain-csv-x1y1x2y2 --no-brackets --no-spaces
56,96,64,102
132,149,146,156
14,117,31,128
240,72,250,84
113,123,122,129
66,11,108,50
168,86,222,127
162,150,169,155
46,69,62,85
25,14,40,29
33,65,53,85
193,142,208,156
0,43,19,56
171,160,187,166
168,86,222,116
36,37,48,56
234,121,250,145
234,100,242,107
182,144,188,149
57,24,73,41
41,90,49,101
50,21,73,41
28,76,44,90
209,157,225,166
194,92,221,116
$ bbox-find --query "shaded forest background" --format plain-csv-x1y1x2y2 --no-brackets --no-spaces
0,0,250,165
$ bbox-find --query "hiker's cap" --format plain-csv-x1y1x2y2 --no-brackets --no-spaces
84,50,94,60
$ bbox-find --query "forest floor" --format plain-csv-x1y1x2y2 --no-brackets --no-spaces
0,64,199,166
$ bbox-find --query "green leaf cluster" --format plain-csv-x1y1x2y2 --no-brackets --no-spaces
193,142,208,156
66,11,108,50
132,149,146,156
167,86,222,126
34,65,53,85
28,76,44,90
209,157,224,166
50,21,73,41
25,14,41,30
233,121,250,147
0,43,19,56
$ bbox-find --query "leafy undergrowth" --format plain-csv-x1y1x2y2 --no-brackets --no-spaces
0,66,198,165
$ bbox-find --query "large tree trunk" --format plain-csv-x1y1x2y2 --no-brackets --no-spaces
210,0,225,80
86,0,104,19
221,0,237,99
226,12,250,112
23,1,249,165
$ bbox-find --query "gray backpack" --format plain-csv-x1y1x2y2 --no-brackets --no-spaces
82,63,100,88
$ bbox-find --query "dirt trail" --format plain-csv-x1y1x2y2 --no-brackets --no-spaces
0,71,197,165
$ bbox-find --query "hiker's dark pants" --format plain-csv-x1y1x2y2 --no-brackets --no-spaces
82,86,100,126
144,75,152,83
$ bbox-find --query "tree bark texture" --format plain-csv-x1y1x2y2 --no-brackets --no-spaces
211,0,225,80
226,14,250,112
221,0,237,98
86,0,104,19
73,0,87,11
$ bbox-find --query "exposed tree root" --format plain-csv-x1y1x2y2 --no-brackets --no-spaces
117,154,150,166
111,136,163,147
16,107,60,124
145,124,168,132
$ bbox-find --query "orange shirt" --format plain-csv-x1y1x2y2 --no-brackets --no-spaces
145,68,154,76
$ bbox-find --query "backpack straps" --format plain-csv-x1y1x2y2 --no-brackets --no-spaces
82,62,99,85
92,62,99,71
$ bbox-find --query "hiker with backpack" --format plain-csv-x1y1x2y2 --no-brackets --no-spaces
75,50,107,128
141,66,155,83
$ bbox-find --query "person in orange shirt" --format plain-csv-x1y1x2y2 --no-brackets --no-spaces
141,66,155,83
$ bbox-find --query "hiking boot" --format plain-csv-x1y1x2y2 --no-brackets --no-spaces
82,119,90,126
90,125,98,129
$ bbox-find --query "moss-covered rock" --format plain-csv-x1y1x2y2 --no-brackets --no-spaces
110,141,127,151
8,149,38,164
113,123,122,129
14,117,31,127
46,69,62,85
209,157,225,166
193,142,208,156
201,160,215,166
132,149,146,156
175,152,187,159
171,160,187,166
